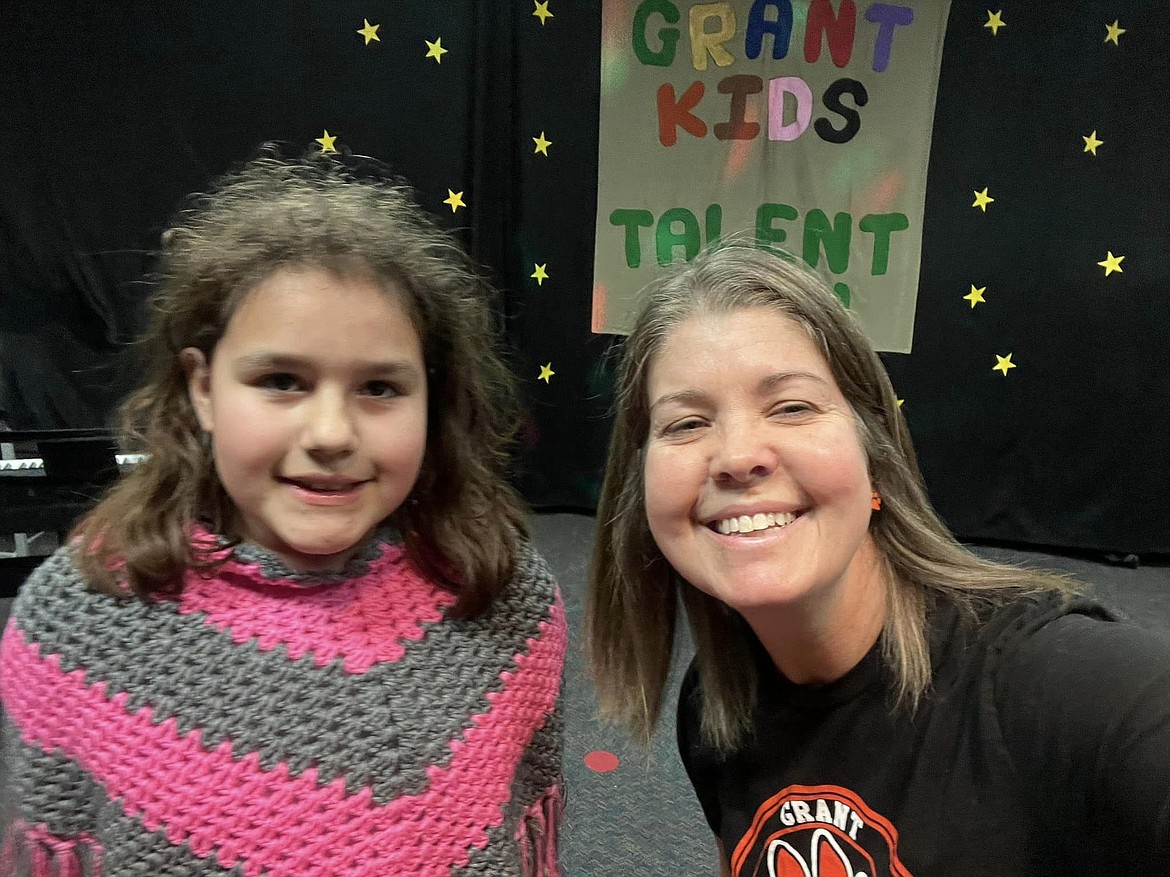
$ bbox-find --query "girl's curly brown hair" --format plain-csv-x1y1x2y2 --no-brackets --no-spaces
74,146,528,617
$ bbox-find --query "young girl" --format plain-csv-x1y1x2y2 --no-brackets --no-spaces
0,150,566,876
587,243,1170,875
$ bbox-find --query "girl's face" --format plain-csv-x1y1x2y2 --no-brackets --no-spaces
184,267,428,572
641,306,881,620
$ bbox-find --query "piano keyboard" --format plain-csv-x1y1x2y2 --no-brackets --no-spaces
0,454,147,472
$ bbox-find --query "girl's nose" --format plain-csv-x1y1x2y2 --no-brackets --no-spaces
301,390,357,456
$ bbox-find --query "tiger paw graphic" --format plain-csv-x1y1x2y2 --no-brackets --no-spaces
769,827,867,877
733,785,914,877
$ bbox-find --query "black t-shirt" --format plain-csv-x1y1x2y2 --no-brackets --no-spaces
678,594,1170,876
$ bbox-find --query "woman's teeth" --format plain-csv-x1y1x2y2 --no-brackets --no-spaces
713,511,797,535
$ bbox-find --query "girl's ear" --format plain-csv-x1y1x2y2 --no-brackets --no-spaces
180,347,214,433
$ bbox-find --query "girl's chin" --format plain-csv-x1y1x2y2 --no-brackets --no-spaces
272,542,363,573
253,524,380,573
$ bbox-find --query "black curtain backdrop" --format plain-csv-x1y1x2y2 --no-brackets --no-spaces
1,2,1166,556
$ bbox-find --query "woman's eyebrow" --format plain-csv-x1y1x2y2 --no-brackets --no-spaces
649,388,710,416
758,371,829,393
649,372,829,415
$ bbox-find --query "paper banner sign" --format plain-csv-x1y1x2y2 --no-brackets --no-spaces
593,0,951,352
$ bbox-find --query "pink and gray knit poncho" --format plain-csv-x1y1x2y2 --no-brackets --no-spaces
0,530,566,876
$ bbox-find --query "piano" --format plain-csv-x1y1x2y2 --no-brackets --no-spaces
1,430,143,597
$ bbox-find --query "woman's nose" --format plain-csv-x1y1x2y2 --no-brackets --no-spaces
711,421,777,484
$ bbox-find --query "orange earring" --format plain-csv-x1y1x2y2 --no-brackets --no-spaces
871,490,882,511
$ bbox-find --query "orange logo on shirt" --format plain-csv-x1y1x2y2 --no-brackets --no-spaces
732,785,914,877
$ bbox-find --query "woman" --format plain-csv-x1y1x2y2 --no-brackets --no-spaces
586,243,1170,875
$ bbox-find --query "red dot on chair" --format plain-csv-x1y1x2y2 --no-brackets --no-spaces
584,750,620,773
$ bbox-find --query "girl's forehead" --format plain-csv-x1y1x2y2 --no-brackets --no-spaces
217,267,422,356
229,264,411,318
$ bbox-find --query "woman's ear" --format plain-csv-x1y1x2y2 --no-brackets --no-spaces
180,347,214,433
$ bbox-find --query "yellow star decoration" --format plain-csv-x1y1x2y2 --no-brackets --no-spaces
533,1,554,25
443,189,466,213
964,285,987,308
993,354,1016,376
972,188,994,212
1082,130,1103,156
538,363,555,383
356,19,380,45
984,10,1005,35
531,263,549,285
425,38,448,63
1097,251,1124,276
315,130,338,154
1104,20,1125,45
896,398,905,408
532,131,552,156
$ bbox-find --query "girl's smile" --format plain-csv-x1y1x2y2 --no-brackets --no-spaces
279,476,370,506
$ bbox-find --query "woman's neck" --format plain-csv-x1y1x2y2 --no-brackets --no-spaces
744,540,890,686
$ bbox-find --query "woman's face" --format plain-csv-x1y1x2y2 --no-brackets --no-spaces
642,306,880,618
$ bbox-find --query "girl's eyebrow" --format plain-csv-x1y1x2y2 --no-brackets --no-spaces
233,352,422,375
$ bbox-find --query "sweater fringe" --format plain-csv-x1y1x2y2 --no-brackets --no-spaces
516,784,563,877
1,822,100,877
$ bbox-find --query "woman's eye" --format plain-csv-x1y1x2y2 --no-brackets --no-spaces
259,373,301,392
776,402,812,416
665,418,705,435
363,380,400,398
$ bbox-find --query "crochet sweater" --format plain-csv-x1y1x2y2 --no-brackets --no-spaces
0,530,567,876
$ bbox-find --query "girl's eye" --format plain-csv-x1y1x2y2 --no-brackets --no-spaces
363,380,400,399
260,373,302,392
